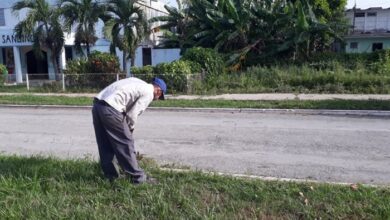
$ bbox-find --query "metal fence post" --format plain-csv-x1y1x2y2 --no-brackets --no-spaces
186,74,190,94
116,73,119,81
26,74,29,91
62,74,65,91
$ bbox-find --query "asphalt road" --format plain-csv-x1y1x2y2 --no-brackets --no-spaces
0,106,389,185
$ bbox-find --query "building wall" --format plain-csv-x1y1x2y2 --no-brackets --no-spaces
345,8,390,33
345,8,390,53
0,0,181,82
152,48,180,65
346,38,390,53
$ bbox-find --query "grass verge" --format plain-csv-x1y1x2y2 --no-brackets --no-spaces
0,94,390,110
0,155,389,219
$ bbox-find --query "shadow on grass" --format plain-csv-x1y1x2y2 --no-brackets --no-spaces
0,154,159,183
0,155,102,182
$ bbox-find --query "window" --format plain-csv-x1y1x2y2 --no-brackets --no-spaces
372,43,383,52
354,12,365,17
367,12,377,17
350,42,358,49
0,9,5,26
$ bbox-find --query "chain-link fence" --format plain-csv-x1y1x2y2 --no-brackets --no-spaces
3,72,203,94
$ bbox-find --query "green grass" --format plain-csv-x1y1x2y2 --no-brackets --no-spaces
0,94,92,106
196,65,390,94
0,155,389,219
0,94,390,110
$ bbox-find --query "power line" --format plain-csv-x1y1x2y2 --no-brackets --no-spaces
1,0,168,14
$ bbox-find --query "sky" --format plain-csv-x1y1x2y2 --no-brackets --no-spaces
346,0,390,9
162,0,390,9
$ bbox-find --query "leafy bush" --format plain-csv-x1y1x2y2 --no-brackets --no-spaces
131,60,201,94
182,47,225,78
88,51,121,74
0,64,7,74
0,64,7,84
64,59,89,74
64,51,122,89
372,49,390,75
130,65,154,83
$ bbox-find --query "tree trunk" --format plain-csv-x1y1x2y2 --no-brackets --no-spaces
51,56,58,79
86,43,91,57
130,51,135,67
122,51,127,74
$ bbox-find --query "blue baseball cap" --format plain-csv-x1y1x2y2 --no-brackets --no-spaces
152,77,167,100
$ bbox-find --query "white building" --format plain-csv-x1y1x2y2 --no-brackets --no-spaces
0,0,180,83
345,7,390,53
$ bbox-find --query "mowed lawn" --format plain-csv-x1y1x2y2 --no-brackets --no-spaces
1,94,390,110
0,155,389,219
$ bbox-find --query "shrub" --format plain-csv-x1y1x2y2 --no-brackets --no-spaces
88,51,121,74
64,51,121,89
0,64,7,84
130,65,154,83
182,47,225,79
131,60,201,94
0,64,7,74
64,59,89,74
372,49,390,75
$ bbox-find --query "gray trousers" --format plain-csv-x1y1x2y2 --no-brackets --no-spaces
92,100,146,183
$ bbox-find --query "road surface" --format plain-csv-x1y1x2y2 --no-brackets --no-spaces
0,106,389,185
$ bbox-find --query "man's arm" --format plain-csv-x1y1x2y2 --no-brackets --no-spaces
126,95,153,130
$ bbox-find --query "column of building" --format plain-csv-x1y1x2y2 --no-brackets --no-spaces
13,46,23,83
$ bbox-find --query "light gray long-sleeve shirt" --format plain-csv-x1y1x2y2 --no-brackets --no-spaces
95,77,154,130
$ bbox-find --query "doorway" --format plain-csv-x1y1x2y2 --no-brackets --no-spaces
26,50,48,79
142,48,152,66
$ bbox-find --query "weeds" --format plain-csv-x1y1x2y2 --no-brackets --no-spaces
0,155,389,219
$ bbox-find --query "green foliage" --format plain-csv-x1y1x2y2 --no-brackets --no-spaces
372,50,390,75
0,64,7,74
103,0,149,69
182,47,226,78
131,60,201,94
64,51,121,89
0,64,6,84
151,0,348,67
64,59,89,74
12,0,65,74
0,155,389,219
60,0,106,56
192,64,390,94
88,51,121,73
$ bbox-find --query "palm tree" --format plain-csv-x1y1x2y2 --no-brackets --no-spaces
60,0,107,57
12,0,64,74
103,0,149,71
149,0,189,49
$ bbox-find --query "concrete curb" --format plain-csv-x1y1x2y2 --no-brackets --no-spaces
160,168,387,188
1,104,390,117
